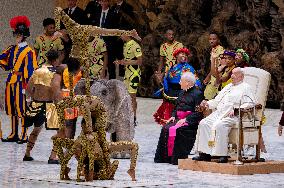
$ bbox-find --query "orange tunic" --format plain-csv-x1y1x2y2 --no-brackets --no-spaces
62,68,82,119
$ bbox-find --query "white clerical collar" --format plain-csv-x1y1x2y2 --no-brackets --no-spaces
18,41,28,48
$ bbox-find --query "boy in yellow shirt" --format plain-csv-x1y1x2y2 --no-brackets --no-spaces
34,18,64,66
158,29,183,74
115,34,142,126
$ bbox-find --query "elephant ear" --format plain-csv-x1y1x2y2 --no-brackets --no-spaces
74,78,95,95
107,79,134,115
107,80,126,101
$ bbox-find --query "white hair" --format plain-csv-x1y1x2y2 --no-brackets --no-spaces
181,72,196,84
233,67,244,74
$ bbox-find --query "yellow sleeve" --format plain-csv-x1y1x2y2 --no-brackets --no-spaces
133,42,142,58
160,44,166,57
99,38,107,53
34,37,40,50
177,42,183,49
216,45,224,57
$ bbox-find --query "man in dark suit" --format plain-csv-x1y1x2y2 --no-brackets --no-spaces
113,0,135,30
64,0,88,25
85,0,101,23
86,0,119,79
61,0,88,63
113,0,136,77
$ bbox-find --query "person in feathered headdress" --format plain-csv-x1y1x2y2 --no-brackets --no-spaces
153,47,202,127
0,16,38,143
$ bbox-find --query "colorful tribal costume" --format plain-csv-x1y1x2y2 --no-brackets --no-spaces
24,65,59,130
218,50,236,90
34,35,64,66
23,63,61,162
34,18,64,67
62,67,82,139
88,36,107,79
0,16,38,143
160,41,183,73
153,48,202,125
123,39,143,94
204,44,224,100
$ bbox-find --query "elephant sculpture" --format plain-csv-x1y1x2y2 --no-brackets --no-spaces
75,79,135,158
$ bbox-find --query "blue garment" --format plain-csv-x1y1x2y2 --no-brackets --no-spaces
163,62,202,94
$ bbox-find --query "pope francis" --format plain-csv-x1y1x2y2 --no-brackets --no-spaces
193,67,257,163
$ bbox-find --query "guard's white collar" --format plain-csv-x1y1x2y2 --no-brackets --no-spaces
18,41,28,48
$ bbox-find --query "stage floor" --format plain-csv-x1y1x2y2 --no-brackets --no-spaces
0,98,284,188
179,159,284,175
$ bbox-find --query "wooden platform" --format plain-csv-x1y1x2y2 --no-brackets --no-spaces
178,158,284,175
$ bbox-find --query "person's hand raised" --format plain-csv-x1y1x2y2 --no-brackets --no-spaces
166,117,175,123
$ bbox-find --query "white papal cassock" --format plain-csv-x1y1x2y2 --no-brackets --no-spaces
195,81,257,156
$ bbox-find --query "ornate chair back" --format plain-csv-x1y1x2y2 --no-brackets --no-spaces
228,67,271,161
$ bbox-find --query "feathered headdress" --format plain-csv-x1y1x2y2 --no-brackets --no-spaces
10,16,31,37
173,48,190,58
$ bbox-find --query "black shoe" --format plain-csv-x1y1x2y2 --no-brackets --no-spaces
23,155,34,161
192,153,211,161
17,139,28,144
48,159,59,164
217,156,228,163
1,137,19,142
258,158,265,162
192,155,206,161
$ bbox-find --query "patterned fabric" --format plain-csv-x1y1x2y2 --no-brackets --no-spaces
34,34,64,66
220,65,235,90
0,43,38,117
30,65,56,87
163,62,201,94
204,75,218,100
123,40,142,94
24,101,47,128
62,68,82,120
204,45,225,100
88,37,107,78
210,45,224,67
62,68,82,90
160,41,183,73
154,62,202,126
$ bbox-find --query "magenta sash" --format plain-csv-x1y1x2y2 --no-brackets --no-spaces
168,111,192,156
